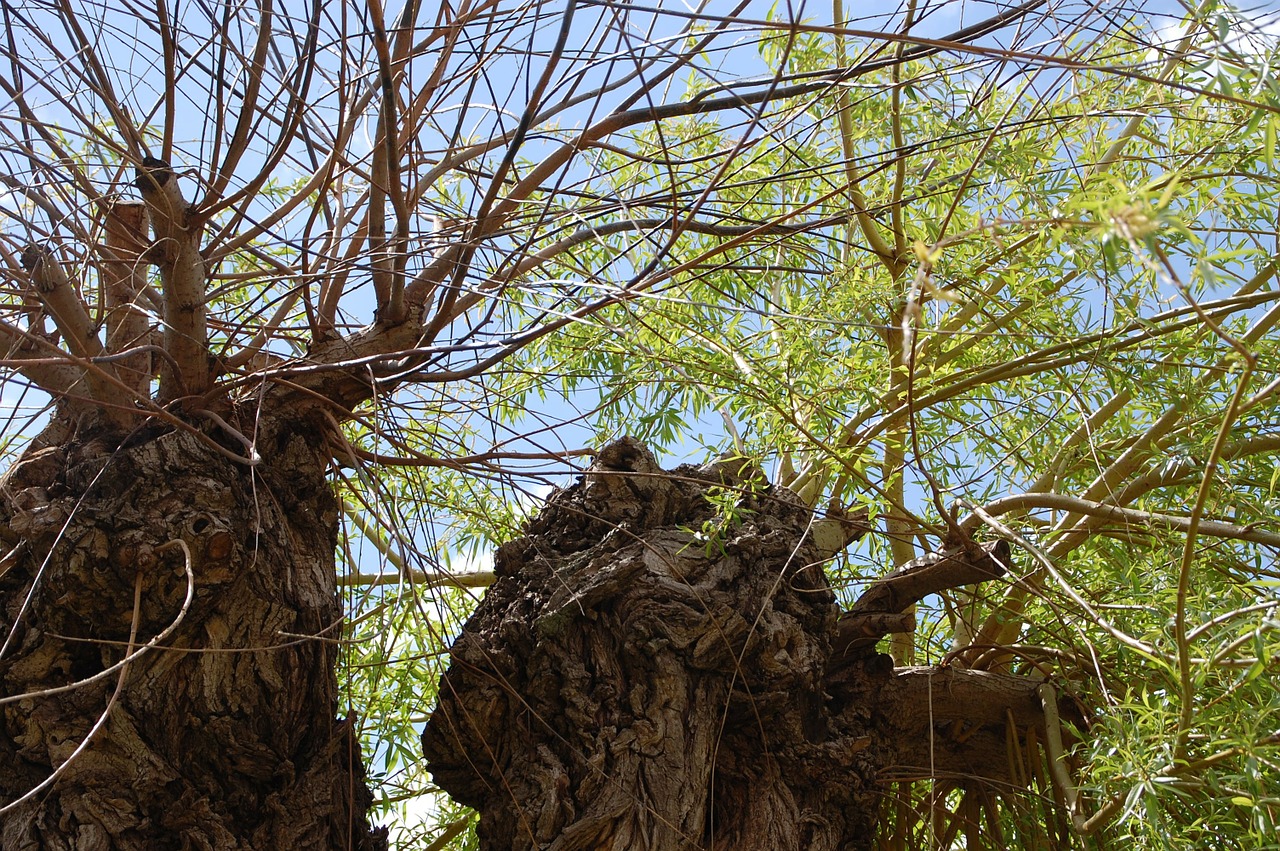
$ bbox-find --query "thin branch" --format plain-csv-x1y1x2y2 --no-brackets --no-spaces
957,492,1280,549
1174,353,1255,759
963,500,1161,659
206,0,275,201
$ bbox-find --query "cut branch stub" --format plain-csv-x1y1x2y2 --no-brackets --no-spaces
809,501,872,558
134,157,210,401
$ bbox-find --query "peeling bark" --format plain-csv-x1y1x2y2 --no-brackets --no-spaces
424,439,1056,850
0,416,385,850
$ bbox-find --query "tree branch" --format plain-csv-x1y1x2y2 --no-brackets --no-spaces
99,200,155,397
959,492,1280,549
135,157,210,401
18,243,124,416
0,317,83,396
832,541,1010,658
366,0,413,326
19,244,104,364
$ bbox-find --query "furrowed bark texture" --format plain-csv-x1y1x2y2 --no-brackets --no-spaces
0,418,385,850
424,439,1047,850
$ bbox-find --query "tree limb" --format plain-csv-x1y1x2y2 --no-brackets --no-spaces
0,317,83,396
99,200,154,397
19,243,104,364
832,541,1010,658
135,157,209,401
959,492,1280,549
877,666,1051,786
18,243,125,416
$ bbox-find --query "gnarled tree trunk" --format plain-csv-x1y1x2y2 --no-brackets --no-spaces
0,412,385,850
424,439,1051,849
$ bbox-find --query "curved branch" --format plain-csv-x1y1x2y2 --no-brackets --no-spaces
833,540,1010,657
467,215,821,300
829,290,1280,461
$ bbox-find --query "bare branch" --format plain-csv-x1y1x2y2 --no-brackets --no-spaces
366,0,415,326
0,317,83,396
206,0,275,201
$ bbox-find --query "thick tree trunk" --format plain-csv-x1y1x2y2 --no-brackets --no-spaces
0,413,384,850
424,439,1049,850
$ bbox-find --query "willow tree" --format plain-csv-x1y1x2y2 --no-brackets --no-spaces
1,0,1277,848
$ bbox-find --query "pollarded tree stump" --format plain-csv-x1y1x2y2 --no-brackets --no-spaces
423,438,1047,850
0,418,385,850
423,439,890,849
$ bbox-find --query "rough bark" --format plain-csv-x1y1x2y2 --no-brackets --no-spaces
424,439,1054,850
0,414,385,850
